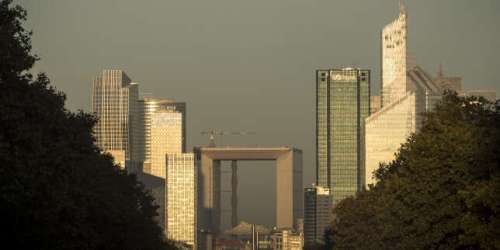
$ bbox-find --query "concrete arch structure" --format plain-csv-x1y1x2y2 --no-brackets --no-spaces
194,146,302,249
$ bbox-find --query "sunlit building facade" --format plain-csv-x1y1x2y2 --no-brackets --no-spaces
303,185,332,246
148,109,183,229
91,69,138,169
364,5,442,186
130,99,185,231
166,153,196,247
150,110,183,177
316,68,370,203
272,229,304,250
381,3,409,107
130,98,186,174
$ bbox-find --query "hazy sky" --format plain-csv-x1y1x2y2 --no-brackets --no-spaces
21,0,500,227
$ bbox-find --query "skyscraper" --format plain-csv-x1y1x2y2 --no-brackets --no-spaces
316,68,370,204
91,69,138,168
130,98,186,174
150,109,183,177
303,185,332,246
166,153,197,247
129,97,186,232
364,5,441,187
381,3,409,107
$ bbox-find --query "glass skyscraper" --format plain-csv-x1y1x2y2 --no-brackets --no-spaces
130,98,186,174
316,68,370,204
91,69,138,168
166,153,197,247
129,97,186,232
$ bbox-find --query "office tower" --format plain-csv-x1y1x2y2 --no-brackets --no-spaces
91,69,138,168
130,98,186,174
364,5,442,187
166,153,196,247
129,97,185,231
381,3,409,107
150,110,183,177
303,185,332,246
149,108,184,229
316,68,370,203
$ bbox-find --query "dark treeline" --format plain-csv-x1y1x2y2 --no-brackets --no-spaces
0,0,176,249
312,92,499,250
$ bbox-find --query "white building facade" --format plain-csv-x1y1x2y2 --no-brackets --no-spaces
364,5,441,187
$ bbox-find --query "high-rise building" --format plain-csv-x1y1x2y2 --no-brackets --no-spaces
148,108,184,230
129,98,185,232
364,5,442,187
303,185,332,246
381,3,409,107
150,110,183,177
130,98,186,173
91,69,138,169
316,68,370,203
166,153,197,247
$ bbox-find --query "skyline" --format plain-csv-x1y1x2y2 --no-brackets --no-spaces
20,0,500,227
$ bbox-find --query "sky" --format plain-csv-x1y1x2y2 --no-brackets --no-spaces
20,0,500,228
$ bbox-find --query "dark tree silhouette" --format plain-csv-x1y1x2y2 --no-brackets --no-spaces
0,1,176,249
329,92,500,249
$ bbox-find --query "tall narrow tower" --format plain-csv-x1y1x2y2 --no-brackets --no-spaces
381,2,408,107
364,4,442,187
316,68,370,204
91,69,138,168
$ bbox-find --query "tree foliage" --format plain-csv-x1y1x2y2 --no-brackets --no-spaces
0,0,176,249
329,92,500,249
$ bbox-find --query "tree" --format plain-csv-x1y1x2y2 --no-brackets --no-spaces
329,92,500,249
0,0,176,249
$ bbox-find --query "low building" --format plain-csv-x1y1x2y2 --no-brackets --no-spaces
303,185,332,246
271,229,303,250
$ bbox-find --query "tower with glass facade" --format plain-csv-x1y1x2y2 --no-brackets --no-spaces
130,98,186,174
91,69,138,168
316,68,370,204
129,97,186,232
166,153,197,247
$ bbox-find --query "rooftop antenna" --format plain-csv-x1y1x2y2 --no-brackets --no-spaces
399,1,406,15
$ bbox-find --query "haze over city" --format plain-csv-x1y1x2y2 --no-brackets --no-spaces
2,0,499,249
20,0,500,227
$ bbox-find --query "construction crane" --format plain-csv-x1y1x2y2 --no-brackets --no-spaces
200,129,256,147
